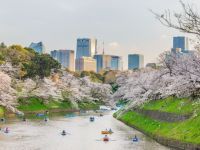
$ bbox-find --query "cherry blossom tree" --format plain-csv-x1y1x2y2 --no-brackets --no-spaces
0,72,21,114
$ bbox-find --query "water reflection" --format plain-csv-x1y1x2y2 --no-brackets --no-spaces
0,111,170,150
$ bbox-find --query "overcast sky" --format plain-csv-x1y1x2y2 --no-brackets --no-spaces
0,0,200,69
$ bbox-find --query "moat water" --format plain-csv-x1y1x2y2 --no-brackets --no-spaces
0,111,170,150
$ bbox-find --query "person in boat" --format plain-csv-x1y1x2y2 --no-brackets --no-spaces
103,135,109,141
44,117,48,122
109,128,113,133
22,117,26,122
134,135,137,139
62,130,66,135
133,135,138,141
5,127,9,133
90,117,94,121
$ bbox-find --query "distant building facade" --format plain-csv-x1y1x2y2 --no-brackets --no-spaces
128,54,144,70
171,48,182,54
75,57,96,72
173,36,189,53
29,42,45,54
51,50,75,71
94,54,122,72
76,38,97,59
146,63,156,69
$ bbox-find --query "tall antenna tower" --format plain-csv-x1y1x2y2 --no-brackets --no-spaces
95,39,98,55
102,41,105,55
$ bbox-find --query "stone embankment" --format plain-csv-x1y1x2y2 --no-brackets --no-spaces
134,109,192,122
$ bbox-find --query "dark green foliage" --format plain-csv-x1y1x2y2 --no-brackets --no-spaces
110,82,119,93
0,44,61,79
80,71,90,77
116,99,129,107
23,54,61,78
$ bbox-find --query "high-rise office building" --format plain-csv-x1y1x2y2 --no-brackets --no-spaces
76,38,97,59
29,42,45,54
94,54,122,72
173,36,189,53
75,57,96,72
51,50,75,71
128,54,144,70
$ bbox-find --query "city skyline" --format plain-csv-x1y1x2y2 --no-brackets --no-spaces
51,49,75,71
0,0,199,69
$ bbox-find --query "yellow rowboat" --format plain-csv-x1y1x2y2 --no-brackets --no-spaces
101,130,113,134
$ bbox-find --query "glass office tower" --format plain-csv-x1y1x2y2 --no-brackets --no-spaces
128,54,144,70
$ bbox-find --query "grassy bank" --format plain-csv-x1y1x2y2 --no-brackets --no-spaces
115,97,200,145
17,97,74,112
78,101,103,110
17,97,103,113
141,97,195,115
0,106,5,117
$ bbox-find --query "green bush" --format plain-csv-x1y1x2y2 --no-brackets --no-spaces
0,44,61,79
18,97,46,111
0,106,5,117
23,54,61,78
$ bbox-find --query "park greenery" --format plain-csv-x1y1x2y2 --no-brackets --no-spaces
140,97,195,115
17,97,103,112
0,106,4,117
0,44,61,79
115,97,200,145
17,97,73,112
0,43,113,114
0,64,112,114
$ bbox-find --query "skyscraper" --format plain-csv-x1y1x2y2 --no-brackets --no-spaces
75,57,96,72
173,36,189,53
29,42,45,54
94,54,122,72
76,38,97,59
128,54,144,70
51,50,75,71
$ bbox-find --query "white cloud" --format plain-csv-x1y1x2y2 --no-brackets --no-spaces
108,42,120,47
